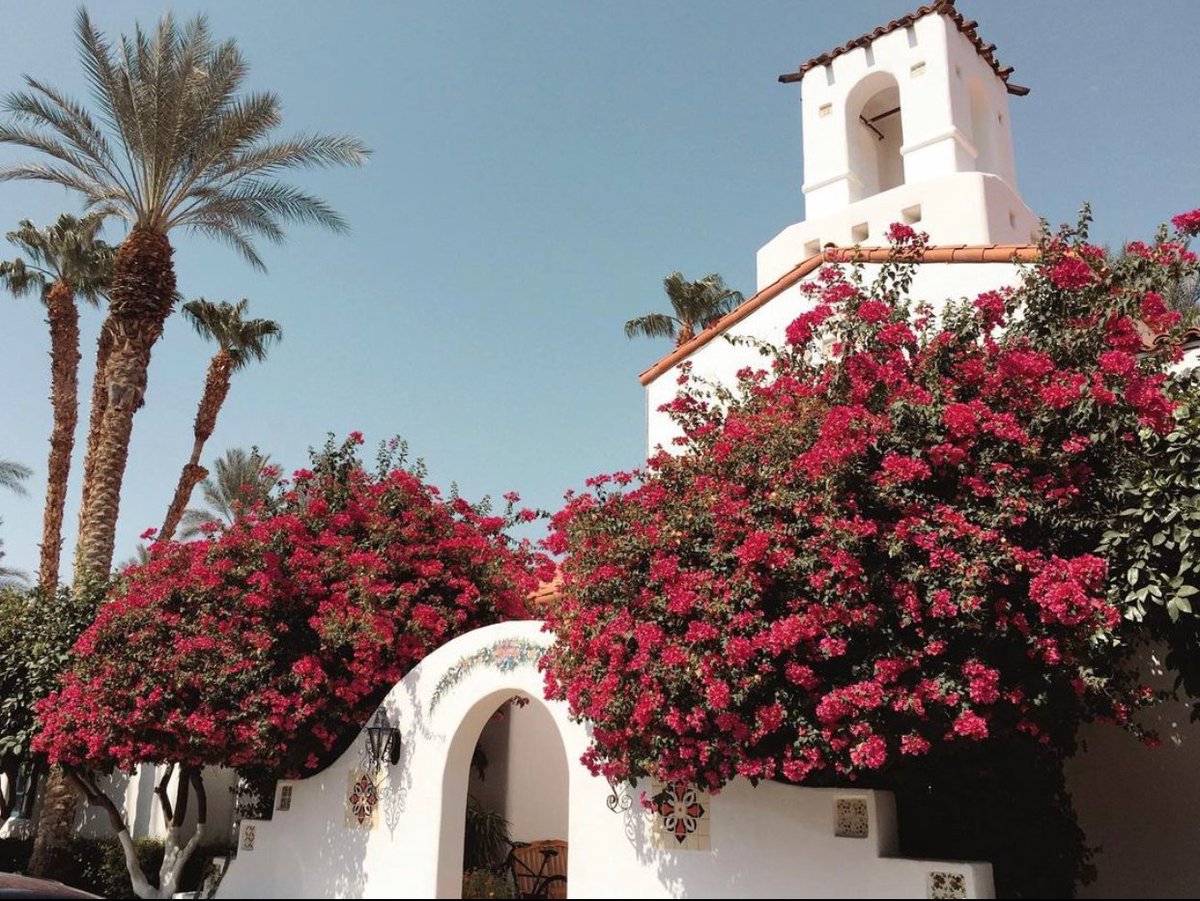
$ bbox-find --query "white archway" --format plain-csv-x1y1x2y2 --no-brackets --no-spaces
436,690,569,897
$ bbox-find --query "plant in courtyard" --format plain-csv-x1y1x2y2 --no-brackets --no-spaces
158,300,281,542
543,212,1199,893
34,434,549,898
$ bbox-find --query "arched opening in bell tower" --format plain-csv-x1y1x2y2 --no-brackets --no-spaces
845,71,904,201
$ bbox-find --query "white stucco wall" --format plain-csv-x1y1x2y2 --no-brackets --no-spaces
757,175,1039,289
1067,645,1200,899
645,260,1027,456
73,765,238,845
215,621,992,899
503,701,569,844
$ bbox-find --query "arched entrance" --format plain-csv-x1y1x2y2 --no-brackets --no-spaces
434,638,573,897
437,690,569,898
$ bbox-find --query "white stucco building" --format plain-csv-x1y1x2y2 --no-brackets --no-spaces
11,3,1197,899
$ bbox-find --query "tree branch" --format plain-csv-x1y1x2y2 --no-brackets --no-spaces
66,768,125,835
154,762,175,824
170,763,191,829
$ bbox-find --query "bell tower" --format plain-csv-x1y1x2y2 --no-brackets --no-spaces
759,0,1040,288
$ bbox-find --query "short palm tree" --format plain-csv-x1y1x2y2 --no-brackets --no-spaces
1,10,366,876
159,301,281,542
0,9,368,583
178,447,279,540
625,271,744,347
1,214,114,592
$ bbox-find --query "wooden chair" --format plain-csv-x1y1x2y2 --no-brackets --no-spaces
505,839,567,899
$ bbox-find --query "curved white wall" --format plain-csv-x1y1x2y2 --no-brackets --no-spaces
215,621,992,899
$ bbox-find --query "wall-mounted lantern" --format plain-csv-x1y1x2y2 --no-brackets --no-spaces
365,709,401,769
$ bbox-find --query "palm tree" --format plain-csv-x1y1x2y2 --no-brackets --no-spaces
178,447,279,540
159,301,281,542
0,9,368,583
0,459,30,585
624,272,744,347
1,214,114,592
0,11,366,875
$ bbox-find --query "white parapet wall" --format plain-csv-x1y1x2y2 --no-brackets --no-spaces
215,620,992,899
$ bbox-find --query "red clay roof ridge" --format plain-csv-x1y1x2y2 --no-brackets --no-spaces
778,0,1029,97
637,243,1041,386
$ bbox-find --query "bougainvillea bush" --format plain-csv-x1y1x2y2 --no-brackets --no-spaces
33,435,549,897
543,213,1199,799
38,435,548,776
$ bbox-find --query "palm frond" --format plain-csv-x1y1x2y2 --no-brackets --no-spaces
0,257,47,298
625,312,678,340
181,297,281,368
1,7,367,267
1,214,114,305
0,459,32,495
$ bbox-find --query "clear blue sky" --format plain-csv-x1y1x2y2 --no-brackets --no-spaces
2,1,1199,578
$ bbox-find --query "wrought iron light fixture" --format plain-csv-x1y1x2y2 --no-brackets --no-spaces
365,709,401,768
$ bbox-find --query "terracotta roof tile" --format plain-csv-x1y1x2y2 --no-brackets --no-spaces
638,243,1040,386
778,0,1029,96
1146,325,1200,352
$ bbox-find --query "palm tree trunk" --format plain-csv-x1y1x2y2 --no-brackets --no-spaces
73,227,176,579
26,766,79,877
32,228,176,878
76,318,114,555
38,280,80,594
159,352,233,542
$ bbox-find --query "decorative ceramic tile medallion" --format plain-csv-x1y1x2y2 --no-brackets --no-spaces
834,796,869,838
346,770,379,829
429,637,549,712
650,778,711,851
240,824,255,852
928,871,967,900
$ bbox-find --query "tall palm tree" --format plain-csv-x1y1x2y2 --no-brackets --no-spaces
159,301,280,542
625,272,744,347
1,214,114,592
178,447,279,540
0,11,366,875
0,459,31,586
0,9,368,583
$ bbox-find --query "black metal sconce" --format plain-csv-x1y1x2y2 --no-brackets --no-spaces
365,709,401,769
